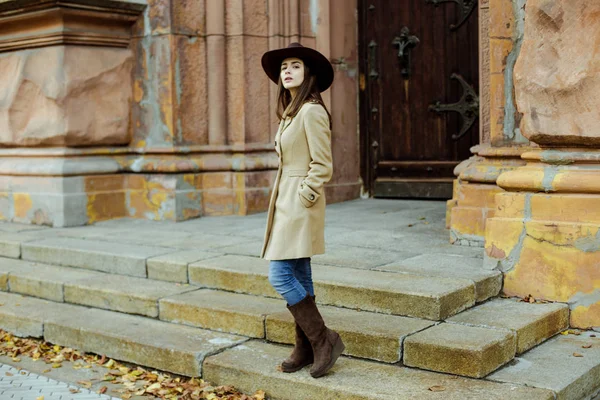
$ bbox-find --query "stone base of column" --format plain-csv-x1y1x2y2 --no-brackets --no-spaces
0,148,279,227
485,149,600,329
447,145,528,247
0,170,276,227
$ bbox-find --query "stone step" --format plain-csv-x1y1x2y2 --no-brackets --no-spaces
404,323,517,378
404,299,570,378
203,340,556,400
265,304,434,363
159,289,286,338
188,255,477,320
447,298,569,353
0,291,248,377
0,258,194,317
488,330,600,400
21,237,176,277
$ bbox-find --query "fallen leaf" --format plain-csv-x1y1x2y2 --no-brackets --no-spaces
105,359,115,369
77,380,93,389
36,397,44,400
98,386,108,394
42,369,51,373
52,363,62,368
69,389,80,394
591,334,596,338
582,344,593,349
573,353,584,357
428,385,446,392
11,357,20,362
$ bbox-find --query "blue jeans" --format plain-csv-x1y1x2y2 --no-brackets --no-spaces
268,258,315,306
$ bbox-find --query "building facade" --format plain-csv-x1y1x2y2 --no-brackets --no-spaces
0,0,598,328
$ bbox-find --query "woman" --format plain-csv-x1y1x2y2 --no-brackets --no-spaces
260,42,345,378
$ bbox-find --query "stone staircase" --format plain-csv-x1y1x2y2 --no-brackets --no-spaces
0,204,598,399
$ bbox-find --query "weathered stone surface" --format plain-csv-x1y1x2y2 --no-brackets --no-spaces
404,323,516,378
312,245,418,269
43,301,248,377
64,274,193,317
189,255,476,320
514,0,600,146
204,341,554,400
447,298,569,353
375,254,501,302
6,260,102,302
188,255,277,297
0,291,83,338
159,289,284,338
147,249,221,283
0,46,133,146
21,237,175,277
489,331,600,400
266,306,434,363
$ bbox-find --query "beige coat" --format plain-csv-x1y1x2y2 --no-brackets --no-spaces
261,102,333,261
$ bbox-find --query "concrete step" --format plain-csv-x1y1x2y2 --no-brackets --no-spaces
188,255,477,320
265,304,434,363
404,299,571,378
404,323,517,378
447,298,569,353
488,330,600,400
0,258,194,317
203,340,556,400
159,289,286,338
0,291,247,377
20,237,176,277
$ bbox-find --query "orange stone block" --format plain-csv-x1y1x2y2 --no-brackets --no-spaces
489,0,515,38
489,38,513,74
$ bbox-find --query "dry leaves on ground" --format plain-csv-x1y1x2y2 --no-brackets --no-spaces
0,329,266,400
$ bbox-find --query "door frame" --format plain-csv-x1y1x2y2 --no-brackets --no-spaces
357,0,483,197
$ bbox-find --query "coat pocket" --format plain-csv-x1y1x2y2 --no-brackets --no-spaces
298,181,319,208
288,169,309,177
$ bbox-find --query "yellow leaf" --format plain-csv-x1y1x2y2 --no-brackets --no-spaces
147,382,162,391
53,345,61,352
77,380,92,388
52,363,62,368
36,396,44,400
11,357,20,362
105,359,115,368
573,353,584,357
42,369,51,373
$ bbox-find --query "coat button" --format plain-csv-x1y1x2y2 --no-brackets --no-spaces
309,194,315,200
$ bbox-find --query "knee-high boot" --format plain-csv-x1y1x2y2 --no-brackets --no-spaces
281,296,315,373
286,294,345,378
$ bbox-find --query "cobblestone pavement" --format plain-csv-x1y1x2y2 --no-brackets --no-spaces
0,363,119,400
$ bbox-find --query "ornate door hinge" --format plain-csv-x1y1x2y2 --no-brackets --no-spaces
429,73,479,140
426,0,477,30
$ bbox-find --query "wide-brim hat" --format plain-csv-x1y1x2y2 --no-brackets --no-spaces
261,42,334,92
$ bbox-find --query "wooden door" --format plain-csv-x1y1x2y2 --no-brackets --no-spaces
359,0,479,198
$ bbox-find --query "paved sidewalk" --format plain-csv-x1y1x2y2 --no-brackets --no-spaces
0,363,119,400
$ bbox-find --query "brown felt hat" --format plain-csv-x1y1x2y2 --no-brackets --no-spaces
261,42,334,92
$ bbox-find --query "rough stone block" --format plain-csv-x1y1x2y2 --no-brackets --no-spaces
159,289,284,338
489,331,600,400
21,237,174,277
64,274,193,317
404,323,517,378
0,46,133,147
266,306,434,363
203,341,554,400
448,298,569,353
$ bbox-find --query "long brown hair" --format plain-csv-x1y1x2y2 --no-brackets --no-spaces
276,63,332,128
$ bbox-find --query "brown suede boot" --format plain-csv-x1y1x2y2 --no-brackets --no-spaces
287,294,345,378
280,322,313,372
281,295,315,373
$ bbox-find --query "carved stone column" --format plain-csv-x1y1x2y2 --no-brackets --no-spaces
485,0,600,329
447,0,531,246
0,0,145,226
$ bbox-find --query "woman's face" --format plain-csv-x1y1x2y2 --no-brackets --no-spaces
281,57,305,90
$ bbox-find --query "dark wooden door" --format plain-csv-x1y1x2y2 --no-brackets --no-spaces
359,0,479,198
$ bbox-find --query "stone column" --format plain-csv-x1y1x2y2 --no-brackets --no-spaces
484,0,600,329
447,0,530,246
0,0,145,226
